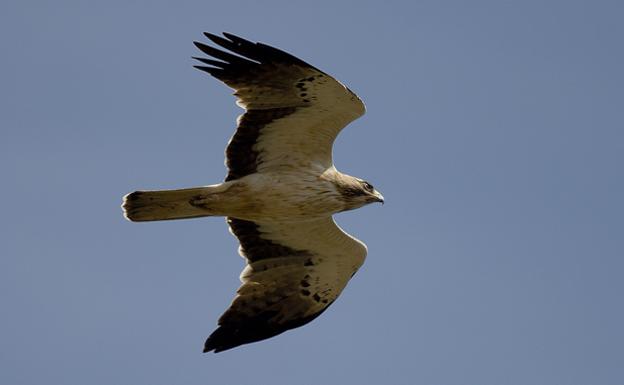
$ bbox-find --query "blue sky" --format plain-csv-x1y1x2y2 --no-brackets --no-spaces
1,1,623,384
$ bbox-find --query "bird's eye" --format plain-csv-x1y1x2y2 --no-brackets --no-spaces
363,182,374,192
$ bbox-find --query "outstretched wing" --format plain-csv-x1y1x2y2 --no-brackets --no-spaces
203,216,367,353
193,32,366,181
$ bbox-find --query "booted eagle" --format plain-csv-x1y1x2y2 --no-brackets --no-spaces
122,32,383,353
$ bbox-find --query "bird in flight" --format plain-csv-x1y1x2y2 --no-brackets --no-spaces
122,32,383,353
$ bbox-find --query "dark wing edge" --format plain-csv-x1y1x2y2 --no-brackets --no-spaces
192,32,324,84
204,299,334,353
223,107,297,181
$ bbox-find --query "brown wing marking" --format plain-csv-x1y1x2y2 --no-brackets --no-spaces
224,107,297,181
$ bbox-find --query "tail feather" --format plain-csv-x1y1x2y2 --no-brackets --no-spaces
122,187,214,222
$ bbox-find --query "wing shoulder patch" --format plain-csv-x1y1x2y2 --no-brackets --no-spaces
225,108,298,181
227,217,311,261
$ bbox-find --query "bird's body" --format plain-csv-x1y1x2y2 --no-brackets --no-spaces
126,168,370,222
123,32,382,352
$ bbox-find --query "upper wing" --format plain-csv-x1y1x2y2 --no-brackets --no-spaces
193,32,366,181
203,216,367,353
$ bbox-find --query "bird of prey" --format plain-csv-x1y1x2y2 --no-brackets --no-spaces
122,32,383,353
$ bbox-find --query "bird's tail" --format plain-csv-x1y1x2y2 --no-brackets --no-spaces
122,186,219,222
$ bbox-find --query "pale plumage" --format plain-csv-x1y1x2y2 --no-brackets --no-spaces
122,32,383,353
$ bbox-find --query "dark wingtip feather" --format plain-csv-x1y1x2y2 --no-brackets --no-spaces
203,32,221,41
204,32,234,48
193,65,223,76
202,303,335,353
192,56,228,68
222,32,254,46
203,326,242,353
195,32,318,69
221,32,240,40
193,41,217,56
193,32,326,85
194,40,259,66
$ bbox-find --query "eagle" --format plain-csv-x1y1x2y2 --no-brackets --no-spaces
122,32,383,353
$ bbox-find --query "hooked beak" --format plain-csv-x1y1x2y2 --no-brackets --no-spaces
374,191,384,205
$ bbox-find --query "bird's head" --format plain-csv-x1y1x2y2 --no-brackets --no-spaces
336,176,384,211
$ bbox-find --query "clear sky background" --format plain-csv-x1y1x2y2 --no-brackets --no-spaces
1,1,623,384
